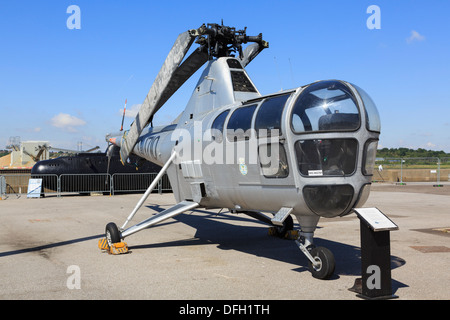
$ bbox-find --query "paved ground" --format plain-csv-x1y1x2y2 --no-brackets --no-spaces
0,183,449,301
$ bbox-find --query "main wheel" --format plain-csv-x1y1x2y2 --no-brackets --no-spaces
105,222,121,246
308,246,335,280
272,215,294,238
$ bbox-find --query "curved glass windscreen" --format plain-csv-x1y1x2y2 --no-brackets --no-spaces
363,139,378,175
353,84,381,132
291,81,360,133
295,139,358,176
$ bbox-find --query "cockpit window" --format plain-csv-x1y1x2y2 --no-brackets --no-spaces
227,104,257,141
295,139,358,176
259,143,289,178
211,110,229,143
353,84,381,133
255,94,291,137
291,81,360,133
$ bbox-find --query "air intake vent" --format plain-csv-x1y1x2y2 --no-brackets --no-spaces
230,71,257,92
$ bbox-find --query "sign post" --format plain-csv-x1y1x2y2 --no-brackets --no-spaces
351,208,399,299
27,178,43,198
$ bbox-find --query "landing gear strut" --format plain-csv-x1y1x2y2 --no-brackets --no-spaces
295,231,335,279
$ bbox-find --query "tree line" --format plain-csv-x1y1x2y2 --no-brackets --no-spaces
377,147,450,159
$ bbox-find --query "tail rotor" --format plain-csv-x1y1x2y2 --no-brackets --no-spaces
120,99,127,132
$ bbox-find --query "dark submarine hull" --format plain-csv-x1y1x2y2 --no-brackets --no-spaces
31,145,167,193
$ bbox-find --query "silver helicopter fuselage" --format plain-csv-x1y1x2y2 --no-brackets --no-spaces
118,56,380,232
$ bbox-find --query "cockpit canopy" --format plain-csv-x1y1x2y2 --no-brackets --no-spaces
211,80,380,144
291,80,360,133
291,80,380,134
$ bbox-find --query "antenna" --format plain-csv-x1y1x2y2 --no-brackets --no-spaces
274,56,283,91
120,99,127,131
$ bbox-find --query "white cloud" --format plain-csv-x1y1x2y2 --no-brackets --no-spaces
407,30,425,44
50,113,86,132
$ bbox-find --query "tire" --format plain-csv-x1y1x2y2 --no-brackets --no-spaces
308,246,335,280
273,215,294,238
105,222,121,246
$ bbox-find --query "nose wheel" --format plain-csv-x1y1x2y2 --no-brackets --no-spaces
296,232,335,279
308,247,335,279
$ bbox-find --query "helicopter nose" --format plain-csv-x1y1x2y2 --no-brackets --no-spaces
31,162,46,175
31,160,58,175
302,184,354,218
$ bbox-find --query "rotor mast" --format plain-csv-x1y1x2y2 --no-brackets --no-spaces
192,23,268,60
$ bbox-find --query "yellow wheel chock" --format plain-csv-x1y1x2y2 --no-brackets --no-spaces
268,227,299,240
98,238,129,255
285,229,299,240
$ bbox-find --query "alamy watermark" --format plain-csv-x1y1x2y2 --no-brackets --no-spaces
66,265,81,289
64,6,381,33
367,5,381,30
144,123,285,172
66,5,81,30
366,264,381,290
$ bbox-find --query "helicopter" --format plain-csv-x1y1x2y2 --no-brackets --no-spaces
103,23,381,279
31,144,162,193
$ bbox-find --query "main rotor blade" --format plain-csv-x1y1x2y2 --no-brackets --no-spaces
156,47,208,112
120,30,201,163
240,42,268,67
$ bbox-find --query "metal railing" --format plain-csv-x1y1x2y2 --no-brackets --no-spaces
0,172,171,199
111,173,170,195
59,173,112,195
373,157,449,184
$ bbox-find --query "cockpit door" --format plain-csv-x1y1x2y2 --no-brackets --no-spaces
254,94,295,187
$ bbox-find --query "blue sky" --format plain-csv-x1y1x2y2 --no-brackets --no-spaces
1,1,449,152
